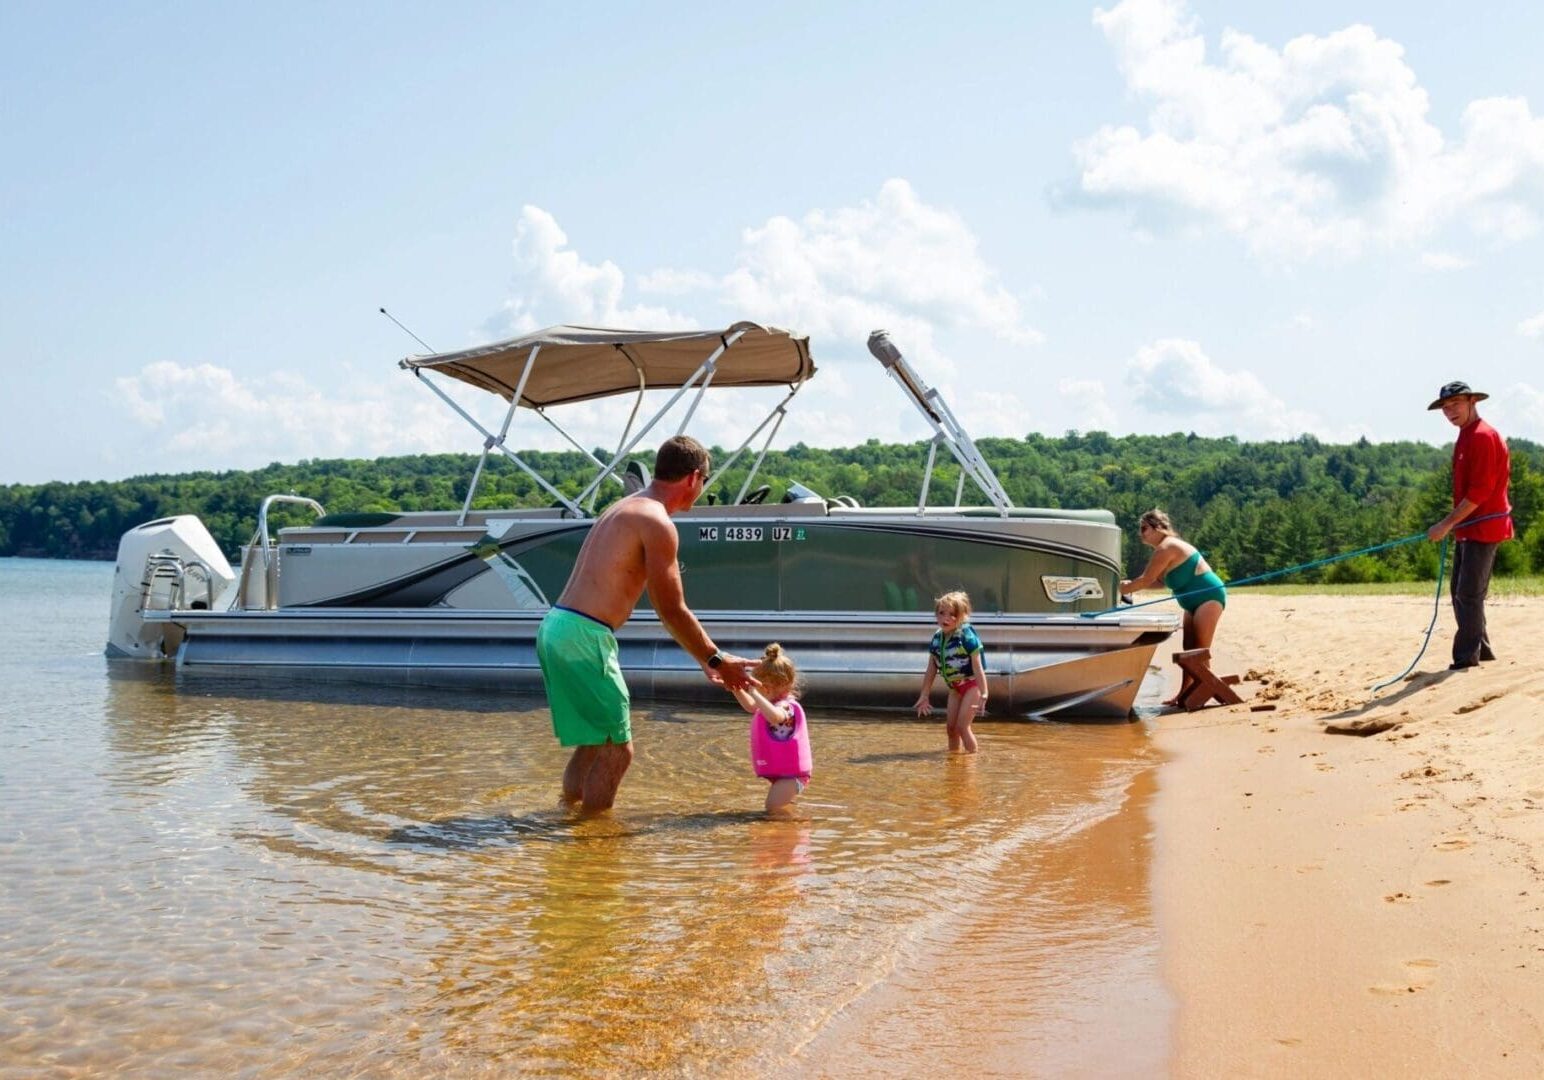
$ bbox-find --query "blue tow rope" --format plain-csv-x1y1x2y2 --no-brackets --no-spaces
1369,539,1447,693
1085,512,1511,695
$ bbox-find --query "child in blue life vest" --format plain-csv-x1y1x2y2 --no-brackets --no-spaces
913,590,987,753
731,643,812,814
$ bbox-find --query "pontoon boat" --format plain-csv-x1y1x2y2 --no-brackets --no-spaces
107,324,1178,717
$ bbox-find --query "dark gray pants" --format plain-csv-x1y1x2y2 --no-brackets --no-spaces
1450,540,1498,666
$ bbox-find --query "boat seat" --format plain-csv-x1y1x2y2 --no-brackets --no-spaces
623,460,650,494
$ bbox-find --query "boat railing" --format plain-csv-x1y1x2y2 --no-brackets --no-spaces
141,552,218,613
235,495,327,610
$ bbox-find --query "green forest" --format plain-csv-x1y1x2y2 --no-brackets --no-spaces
3,431,1541,583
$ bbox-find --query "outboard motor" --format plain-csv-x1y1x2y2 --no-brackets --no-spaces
106,515,235,660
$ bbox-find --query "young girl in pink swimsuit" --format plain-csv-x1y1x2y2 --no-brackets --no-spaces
731,643,812,814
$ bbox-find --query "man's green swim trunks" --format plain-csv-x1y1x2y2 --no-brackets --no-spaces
536,606,632,747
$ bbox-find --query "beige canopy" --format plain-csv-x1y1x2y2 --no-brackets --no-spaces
399,322,815,408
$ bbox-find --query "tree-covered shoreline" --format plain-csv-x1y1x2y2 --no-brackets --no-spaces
4,432,1541,582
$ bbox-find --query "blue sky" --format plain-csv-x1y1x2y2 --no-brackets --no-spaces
4,0,1543,485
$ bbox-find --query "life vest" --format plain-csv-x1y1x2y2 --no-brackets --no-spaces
750,698,812,779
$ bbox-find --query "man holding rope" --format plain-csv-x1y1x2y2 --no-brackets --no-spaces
1426,381,1512,670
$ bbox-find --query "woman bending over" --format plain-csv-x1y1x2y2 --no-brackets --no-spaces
1121,509,1227,707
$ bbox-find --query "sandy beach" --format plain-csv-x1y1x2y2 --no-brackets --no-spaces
1155,591,1544,1077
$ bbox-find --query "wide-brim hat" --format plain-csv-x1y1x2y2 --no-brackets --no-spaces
1427,380,1489,410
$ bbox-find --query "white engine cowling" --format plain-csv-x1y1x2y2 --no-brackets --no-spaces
106,515,236,660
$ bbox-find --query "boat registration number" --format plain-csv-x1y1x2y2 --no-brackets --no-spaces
697,526,801,542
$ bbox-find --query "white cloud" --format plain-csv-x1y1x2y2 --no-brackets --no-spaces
490,206,693,336
1125,337,1317,437
1420,252,1473,271
479,182,1043,451
1057,377,1118,431
113,361,479,471
494,182,1044,371
714,179,1044,368
1517,311,1544,337
110,185,1046,476
1067,0,1544,261
1495,381,1544,440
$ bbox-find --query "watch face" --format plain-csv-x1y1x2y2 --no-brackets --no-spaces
708,652,722,669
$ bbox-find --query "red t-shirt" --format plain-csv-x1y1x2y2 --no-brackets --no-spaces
1452,418,1513,543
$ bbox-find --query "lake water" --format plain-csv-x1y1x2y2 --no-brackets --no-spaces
0,557,1171,1077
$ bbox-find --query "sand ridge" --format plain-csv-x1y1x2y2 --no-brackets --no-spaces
1153,591,1544,1076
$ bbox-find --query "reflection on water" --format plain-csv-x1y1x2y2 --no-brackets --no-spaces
0,559,1169,1076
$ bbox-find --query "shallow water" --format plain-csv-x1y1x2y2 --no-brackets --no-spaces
0,557,1170,1077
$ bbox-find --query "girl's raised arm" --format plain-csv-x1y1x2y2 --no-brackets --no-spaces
746,686,788,725
729,685,759,714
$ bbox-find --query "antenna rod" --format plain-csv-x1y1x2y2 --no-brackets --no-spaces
379,307,435,353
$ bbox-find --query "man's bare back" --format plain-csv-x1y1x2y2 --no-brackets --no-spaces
556,492,680,634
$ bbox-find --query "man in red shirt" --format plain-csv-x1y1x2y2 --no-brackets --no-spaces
1426,381,1513,670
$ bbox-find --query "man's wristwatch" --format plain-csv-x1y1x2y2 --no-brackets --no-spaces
706,651,724,670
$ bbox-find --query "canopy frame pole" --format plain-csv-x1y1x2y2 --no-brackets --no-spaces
723,387,799,504
590,352,648,512
868,332,1013,516
413,366,582,515
712,382,802,499
456,344,540,525
572,329,748,507
917,435,943,515
458,398,516,526
675,358,720,434
931,390,1012,510
533,407,625,485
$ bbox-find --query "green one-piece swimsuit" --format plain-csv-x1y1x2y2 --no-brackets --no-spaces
1163,551,1227,613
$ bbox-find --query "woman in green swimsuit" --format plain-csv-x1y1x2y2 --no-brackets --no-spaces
1121,508,1227,706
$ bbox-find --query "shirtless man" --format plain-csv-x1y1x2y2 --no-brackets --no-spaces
535,435,756,812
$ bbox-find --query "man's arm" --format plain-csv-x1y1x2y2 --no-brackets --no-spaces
639,508,756,689
1429,498,1480,542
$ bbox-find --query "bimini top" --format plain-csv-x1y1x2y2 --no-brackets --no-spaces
399,321,815,408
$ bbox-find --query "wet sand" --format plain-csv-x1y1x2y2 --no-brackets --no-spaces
793,592,1544,1077
1159,592,1544,1076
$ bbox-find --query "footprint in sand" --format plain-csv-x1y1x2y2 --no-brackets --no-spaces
1369,958,1439,996
1455,693,1503,715
1424,879,1452,887
1315,762,1335,772
1434,837,1472,851
1296,861,1324,874
1383,891,1415,903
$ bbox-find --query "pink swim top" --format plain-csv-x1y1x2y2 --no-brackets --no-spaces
749,698,812,779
